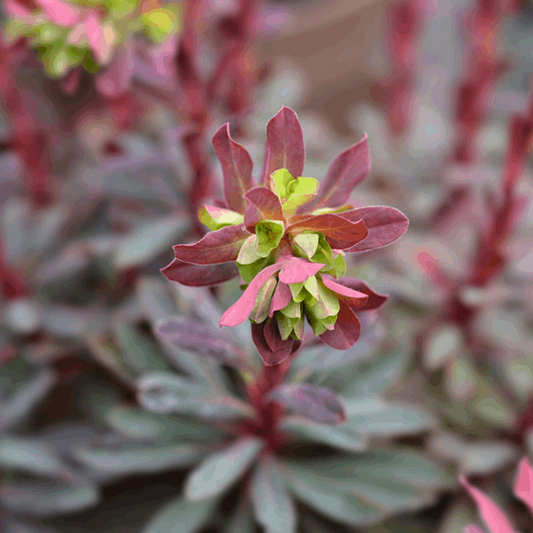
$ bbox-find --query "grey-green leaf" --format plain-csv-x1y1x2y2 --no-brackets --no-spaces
251,456,297,533
186,437,264,502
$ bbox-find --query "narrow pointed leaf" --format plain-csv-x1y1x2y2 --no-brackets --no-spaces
334,278,388,311
186,437,264,501
173,224,250,265
269,281,292,317
313,134,370,208
278,257,324,284
262,107,305,185
155,316,238,365
269,383,346,425
514,457,533,516
461,476,518,533
321,275,369,308
212,124,255,214
161,259,239,286
244,187,284,231
340,207,408,252
320,304,361,349
220,263,282,327
287,214,368,250
251,456,297,533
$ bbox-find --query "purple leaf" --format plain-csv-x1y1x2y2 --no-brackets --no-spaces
251,321,298,366
220,263,282,327
155,316,237,365
321,275,368,308
261,107,305,186
312,134,370,208
269,383,346,425
319,304,361,350
269,281,292,317
278,257,324,284
333,278,388,311
161,259,239,286
243,187,284,232
38,0,80,26
514,457,533,516
173,224,250,265
287,214,368,250
340,206,409,252
212,124,255,214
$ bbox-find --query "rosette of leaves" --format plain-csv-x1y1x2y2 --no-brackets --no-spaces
125,306,450,533
2,0,182,76
162,107,409,365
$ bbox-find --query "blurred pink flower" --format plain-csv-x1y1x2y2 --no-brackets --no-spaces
462,457,533,533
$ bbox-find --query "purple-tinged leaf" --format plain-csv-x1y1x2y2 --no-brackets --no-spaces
287,214,368,250
321,275,368,308
460,476,518,533
155,317,237,365
464,526,485,533
340,206,409,252
38,0,80,26
279,257,324,284
243,187,284,232
251,321,297,366
173,224,250,265
261,107,305,186
312,134,370,208
269,281,292,317
161,259,238,287
212,124,255,214
333,278,388,311
269,383,346,425
514,457,533,516
220,263,282,327
320,304,361,350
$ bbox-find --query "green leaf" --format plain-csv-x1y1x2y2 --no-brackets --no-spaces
74,442,201,475
238,255,271,284
250,275,277,323
0,438,64,477
115,323,169,374
283,177,319,213
142,495,219,533
255,219,284,258
293,232,319,259
185,437,264,502
303,275,319,300
279,299,302,319
305,279,340,320
143,7,180,43
280,416,367,453
271,168,294,200
251,456,297,533
199,205,245,231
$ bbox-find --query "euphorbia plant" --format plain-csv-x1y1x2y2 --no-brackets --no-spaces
162,106,408,364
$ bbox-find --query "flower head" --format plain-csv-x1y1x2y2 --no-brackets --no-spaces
162,107,409,364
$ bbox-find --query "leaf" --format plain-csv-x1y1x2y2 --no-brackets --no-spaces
0,480,99,517
287,214,368,250
313,134,370,208
74,443,201,475
319,304,361,350
155,316,238,365
269,383,346,424
278,257,324,284
198,204,244,231
262,107,305,185
250,275,278,323
321,275,368,308
243,187,284,231
513,457,533,516
251,456,297,533
224,498,256,533
251,320,297,366
333,278,388,311
142,495,219,533
292,233,319,259
185,437,264,502
280,416,367,453
269,281,292,317
172,224,250,265
38,0,80,26
0,438,64,477
115,323,169,374
212,124,255,214
161,259,239,286
340,206,409,252
220,263,282,327
460,476,518,533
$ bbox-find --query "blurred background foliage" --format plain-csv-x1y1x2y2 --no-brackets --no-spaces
1,0,533,531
